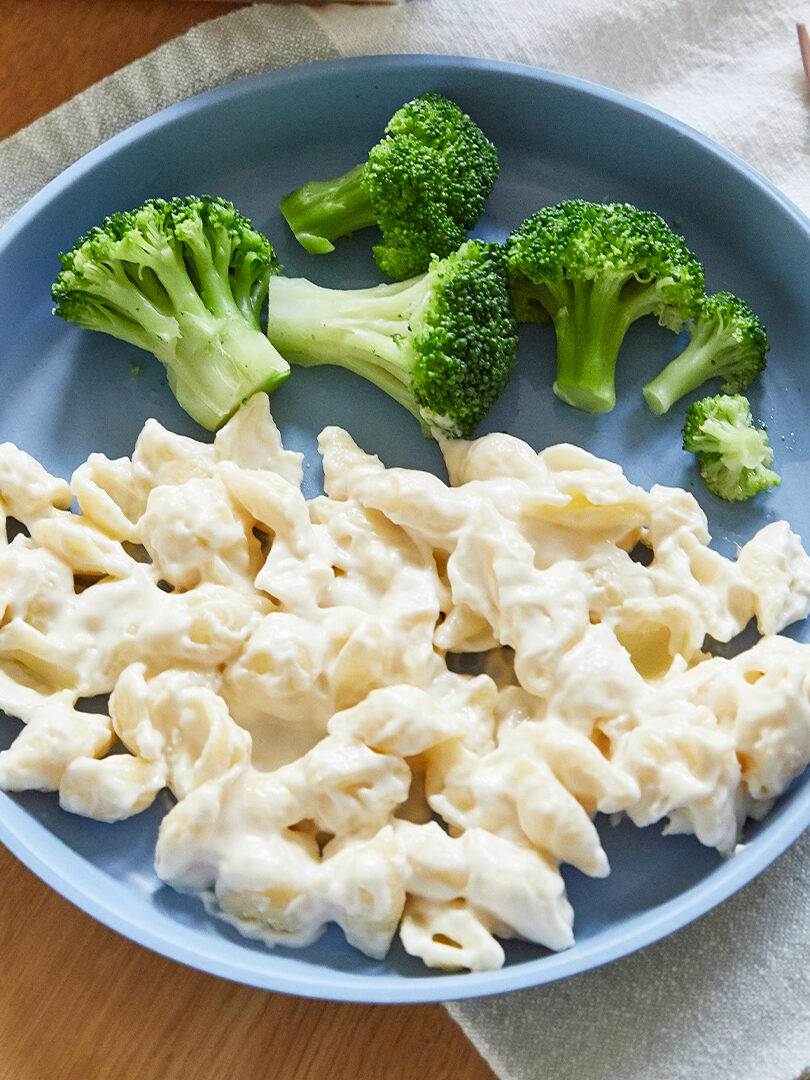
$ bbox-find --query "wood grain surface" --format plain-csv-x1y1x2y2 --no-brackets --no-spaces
0,4,496,1078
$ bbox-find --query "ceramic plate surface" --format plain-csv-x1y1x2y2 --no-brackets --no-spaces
1,55,809,1003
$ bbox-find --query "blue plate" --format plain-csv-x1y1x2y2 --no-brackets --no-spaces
1,55,809,1003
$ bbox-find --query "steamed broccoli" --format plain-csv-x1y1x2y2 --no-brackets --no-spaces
506,200,706,414
682,393,780,502
279,92,499,280
52,196,289,430
264,239,518,439
643,291,769,415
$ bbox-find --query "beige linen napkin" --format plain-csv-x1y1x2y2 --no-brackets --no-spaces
1,4,810,1079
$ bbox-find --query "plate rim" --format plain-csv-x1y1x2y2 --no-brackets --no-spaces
1,52,809,1004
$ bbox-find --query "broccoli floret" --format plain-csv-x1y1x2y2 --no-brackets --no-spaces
265,239,518,439
52,196,289,430
682,393,780,502
643,291,769,415
279,93,499,280
506,200,706,413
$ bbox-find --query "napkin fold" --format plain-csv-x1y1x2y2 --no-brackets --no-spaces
448,835,810,1080
2,3,810,1079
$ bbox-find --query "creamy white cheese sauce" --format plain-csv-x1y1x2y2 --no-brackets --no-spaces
2,392,810,972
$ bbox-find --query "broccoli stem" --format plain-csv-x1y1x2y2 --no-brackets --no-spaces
166,317,290,431
536,272,688,414
82,236,288,430
690,417,769,467
643,325,728,415
137,228,290,428
545,276,630,414
279,163,379,255
266,275,430,417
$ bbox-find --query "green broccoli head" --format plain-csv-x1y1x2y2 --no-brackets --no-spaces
265,239,519,439
682,393,781,502
506,200,706,413
406,240,519,435
643,290,769,415
52,196,289,430
279,93,499,280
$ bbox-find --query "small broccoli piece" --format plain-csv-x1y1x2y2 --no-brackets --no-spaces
506,200,705,414
682,393,780,502
643,291,769,415
279,92,499,280
265,239,518,439
52,196,289,430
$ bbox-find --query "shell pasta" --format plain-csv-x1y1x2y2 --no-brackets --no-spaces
2,393,810,971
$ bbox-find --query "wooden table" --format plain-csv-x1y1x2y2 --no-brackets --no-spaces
0,4,495,1078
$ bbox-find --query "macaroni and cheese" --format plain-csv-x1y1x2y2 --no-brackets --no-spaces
1,393,810,971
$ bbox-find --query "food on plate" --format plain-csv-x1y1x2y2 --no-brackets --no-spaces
51,200,518,442
505,201,777,501
265,239,519,439
643,291,769,416
51,196,289,431
48,170,780,497
1,394,809,971
279,92,499,279
506,199,706,414
682,393,781,502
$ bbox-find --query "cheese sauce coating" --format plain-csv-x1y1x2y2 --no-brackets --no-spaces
2,393,810,971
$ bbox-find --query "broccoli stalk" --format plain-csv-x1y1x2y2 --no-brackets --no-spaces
280,93,499,280
682,393,780,502
506,200,706,414
643,291,769,415
265,240,519,439
277,163,378,256
52,196,289,431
